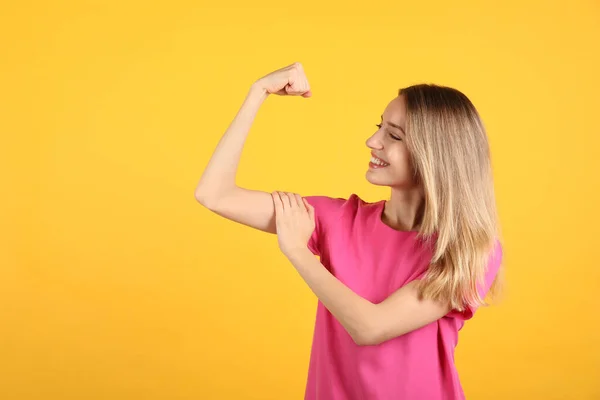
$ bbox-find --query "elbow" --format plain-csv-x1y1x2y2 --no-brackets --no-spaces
351,322,382,347
352,318,408,346
350,305,385,346
355,328,386,346
195,185,235,208
353,331,381,346
194,189,218,209
353,334,374,346
194,190,209,206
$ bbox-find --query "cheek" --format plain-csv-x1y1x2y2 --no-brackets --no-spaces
390,150,411,170
390,151,417,179
391,162,412,177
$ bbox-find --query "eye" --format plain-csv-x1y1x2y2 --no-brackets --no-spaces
376,124,401,141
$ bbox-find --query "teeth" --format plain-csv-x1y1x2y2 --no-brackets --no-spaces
370,156,389,166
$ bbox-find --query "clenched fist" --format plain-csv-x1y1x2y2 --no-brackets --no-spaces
254,62,312,97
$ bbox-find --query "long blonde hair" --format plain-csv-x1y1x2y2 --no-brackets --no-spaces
399,84,504,312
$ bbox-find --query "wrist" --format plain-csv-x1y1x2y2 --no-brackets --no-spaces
285,247,312,261
250,82,269,98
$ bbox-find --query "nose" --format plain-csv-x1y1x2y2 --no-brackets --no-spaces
365,129,383,150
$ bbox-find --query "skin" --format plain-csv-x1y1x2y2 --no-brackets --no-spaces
365,94,425,232
272,95,451,346
272,190,451,346
196,64,453,346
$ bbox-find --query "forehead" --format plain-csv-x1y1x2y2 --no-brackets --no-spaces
382,95,406,122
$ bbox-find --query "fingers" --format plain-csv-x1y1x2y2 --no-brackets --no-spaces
291,63,311,96
293,193,304,209
280,192,292,209
272,192,309,213
288,192,309,212
303,198,315,221
271,191,283,214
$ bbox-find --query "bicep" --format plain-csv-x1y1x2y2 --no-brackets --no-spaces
196,187,278,234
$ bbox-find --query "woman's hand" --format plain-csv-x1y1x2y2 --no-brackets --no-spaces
271,191,315,258
254,62,312,97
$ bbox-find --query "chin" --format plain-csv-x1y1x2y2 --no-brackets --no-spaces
365,172,392,187
366,172,415,188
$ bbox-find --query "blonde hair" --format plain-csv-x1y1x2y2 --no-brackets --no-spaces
399,84,504,312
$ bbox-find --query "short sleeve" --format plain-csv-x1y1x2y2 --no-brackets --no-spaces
446,240,503,320
303,195,346,257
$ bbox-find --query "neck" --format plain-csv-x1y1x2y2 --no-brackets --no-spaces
383,186,425,232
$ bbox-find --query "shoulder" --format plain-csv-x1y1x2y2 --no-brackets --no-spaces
303,193,373,215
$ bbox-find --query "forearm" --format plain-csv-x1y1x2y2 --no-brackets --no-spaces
286,249,377,345
195,84,269,201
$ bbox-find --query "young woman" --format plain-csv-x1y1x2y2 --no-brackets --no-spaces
195,62,504,400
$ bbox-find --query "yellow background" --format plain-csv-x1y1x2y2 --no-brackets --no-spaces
2,1,599,399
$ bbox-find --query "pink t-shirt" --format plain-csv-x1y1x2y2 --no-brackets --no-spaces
303,193,503,400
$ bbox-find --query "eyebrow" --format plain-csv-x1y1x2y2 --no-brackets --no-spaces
380,114,405,135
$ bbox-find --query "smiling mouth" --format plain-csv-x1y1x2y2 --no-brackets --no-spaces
369,156,390,168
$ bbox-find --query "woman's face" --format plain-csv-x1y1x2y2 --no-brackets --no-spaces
365,95,418,189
